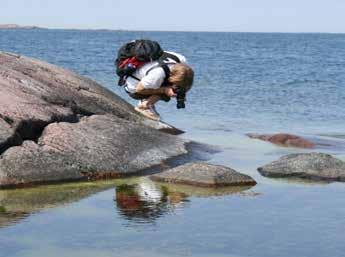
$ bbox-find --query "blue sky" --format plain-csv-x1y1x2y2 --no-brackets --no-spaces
1,0,345,32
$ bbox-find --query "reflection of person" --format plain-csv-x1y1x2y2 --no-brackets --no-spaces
124,52,194,121
115,180,187,223
115,184,141,211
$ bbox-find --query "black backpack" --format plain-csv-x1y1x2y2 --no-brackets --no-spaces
115,40,163,84
115,39,180,86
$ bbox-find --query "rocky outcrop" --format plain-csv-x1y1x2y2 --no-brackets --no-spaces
0,52,187,187
247,133,315,148
150,162,257,187
258,153,345,182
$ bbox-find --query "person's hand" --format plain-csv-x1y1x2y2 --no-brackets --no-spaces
164,87,177,98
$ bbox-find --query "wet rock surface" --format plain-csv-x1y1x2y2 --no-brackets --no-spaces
150,162,257,187
258,152,345,182
0,52,187,187
247,133,315,148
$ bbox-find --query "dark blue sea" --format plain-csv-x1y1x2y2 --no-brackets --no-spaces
0,29,345,257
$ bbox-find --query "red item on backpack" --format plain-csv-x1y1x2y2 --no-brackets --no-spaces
119,57,146,69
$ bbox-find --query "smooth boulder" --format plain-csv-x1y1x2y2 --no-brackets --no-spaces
0,52,187,187
150,162,257,187
258,152,345,182
247,133,315,148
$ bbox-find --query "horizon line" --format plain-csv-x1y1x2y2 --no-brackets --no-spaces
1,24,344,34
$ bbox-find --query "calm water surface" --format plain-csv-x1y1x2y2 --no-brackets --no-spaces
0,30,345,257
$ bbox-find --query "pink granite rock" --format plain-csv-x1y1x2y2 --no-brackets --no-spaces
247,133,315,148
0,52,187,188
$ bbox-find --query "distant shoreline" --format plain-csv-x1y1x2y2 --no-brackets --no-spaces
0,24,344,34
0,24,43,29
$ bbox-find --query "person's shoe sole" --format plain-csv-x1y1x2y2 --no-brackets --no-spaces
134,107,160,121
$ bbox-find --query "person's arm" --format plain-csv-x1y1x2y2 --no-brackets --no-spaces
136,82,176,97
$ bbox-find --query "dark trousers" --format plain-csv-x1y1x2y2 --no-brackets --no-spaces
127,92,171,102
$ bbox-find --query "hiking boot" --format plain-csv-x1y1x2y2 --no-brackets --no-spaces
134,106,160,121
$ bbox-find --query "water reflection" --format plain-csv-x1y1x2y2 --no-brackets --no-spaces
114,178,255,224
0,181,116,229
0,177,257,229
115,180,189,224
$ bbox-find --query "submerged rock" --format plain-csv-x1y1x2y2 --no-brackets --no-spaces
0,52,187,187
150,162,257,187
258,152,345,182
247,133,315,148
0,181,117,228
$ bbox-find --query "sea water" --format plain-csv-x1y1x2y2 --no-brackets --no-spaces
0,30,345,257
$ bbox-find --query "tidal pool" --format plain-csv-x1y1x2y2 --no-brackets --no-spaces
1,134,345,257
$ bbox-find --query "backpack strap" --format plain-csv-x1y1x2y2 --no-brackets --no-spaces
129,74,140,81
159,52,181,64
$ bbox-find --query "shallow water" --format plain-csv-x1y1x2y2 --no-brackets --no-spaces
1,30,345,257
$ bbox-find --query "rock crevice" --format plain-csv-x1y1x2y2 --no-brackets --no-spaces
0,103,95,156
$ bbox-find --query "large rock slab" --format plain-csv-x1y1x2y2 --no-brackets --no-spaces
247,133,315,148
0,115,186,186
0,52,187,187
258,153,345,182
0,51,181,134
150,162,257,187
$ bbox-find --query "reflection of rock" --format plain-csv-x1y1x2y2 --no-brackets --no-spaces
258,152,345,182
0,52,187,187
247,133,315,148
0,181,115,228
0,208,29,229
154,182,256,198
150,162,257,187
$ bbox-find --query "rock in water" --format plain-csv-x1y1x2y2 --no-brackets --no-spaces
150,162,257,187
258,153,345,182
0,181,117,228
247,133,315,148
0,52,187,187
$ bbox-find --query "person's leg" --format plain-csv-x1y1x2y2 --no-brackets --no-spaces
134,95,161,121
137,95,161,109
146,95,161,108
137,99,149,109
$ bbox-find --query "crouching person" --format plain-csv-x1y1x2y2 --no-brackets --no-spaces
125,61,194,121
115,40,194,121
